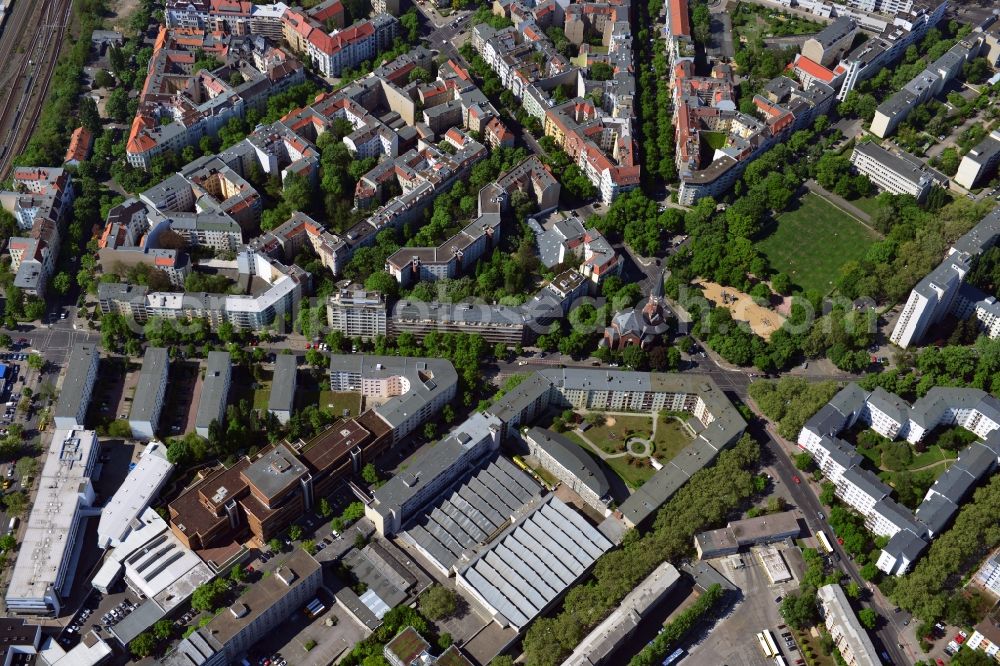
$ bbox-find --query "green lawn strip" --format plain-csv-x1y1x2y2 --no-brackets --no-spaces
757,193,878,295
252,382,271,410
702,131,727,150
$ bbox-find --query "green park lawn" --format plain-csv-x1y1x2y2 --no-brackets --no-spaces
585,414,652,455
757,193,879,295
850,195,883,218
653,416,693,462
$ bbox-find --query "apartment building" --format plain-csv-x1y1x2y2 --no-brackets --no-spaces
850,142,935,201
955,130,1000,190
129,347,170,440
5,430,99,616
267,354,297,425
0,167,75,231
799,383,1000,575
326,285,388,339
967,618,1000,662
329,355,458,443
524,427,613,513
817,584,880,666
126,27,305,169
195,352,232,438
53,343,100,430
97,248,309,333
870,35,984,139
891,206,1000,348
386,156,559,286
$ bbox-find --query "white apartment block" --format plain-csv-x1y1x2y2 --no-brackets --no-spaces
974,552,1000,597
967,620,1000,662
326,286,388,339
850,142,934,201
955,131,1000,190
817,584,880,666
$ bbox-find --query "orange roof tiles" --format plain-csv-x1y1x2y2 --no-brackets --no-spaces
64,127,94,163
793,54,836,83
669,0,690,38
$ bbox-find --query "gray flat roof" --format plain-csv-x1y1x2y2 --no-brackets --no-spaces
372,412,503,516
242,443,307,501
840,467,890,501
54,343,99,422
267,354,297,415
130,347,169,424
195,351,231,431
525,427,611,500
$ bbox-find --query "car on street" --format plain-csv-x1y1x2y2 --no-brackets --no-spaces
792,475,800,484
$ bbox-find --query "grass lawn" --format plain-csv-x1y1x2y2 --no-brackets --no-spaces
253,382,271,410
757,192,879,295
702,131,727,150
319,391,361,417
585,414,652,455
653,416,693,462
850,195,883,218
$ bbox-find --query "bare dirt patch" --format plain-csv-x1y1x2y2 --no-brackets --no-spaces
695,279,786,340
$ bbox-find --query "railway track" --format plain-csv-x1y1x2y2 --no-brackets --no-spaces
0,0,73,178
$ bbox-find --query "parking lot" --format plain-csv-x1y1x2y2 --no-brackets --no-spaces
686,550,805,666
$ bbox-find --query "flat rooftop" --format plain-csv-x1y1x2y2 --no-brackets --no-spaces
53,343,98,422
129,347,170,424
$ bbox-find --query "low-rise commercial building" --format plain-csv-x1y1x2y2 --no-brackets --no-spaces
195,352,232,438
456,494,614,631
817,584,880,666
167,549,321,666
383,627,473,666
563,562,682,666
53,343,99,430
5,429,99,616
129,347,169,440
694,511,801,559
96,442,174,549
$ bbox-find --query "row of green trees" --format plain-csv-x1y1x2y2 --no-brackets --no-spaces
628,584,724,666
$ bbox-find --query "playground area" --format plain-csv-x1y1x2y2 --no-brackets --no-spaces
695,279,787,340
